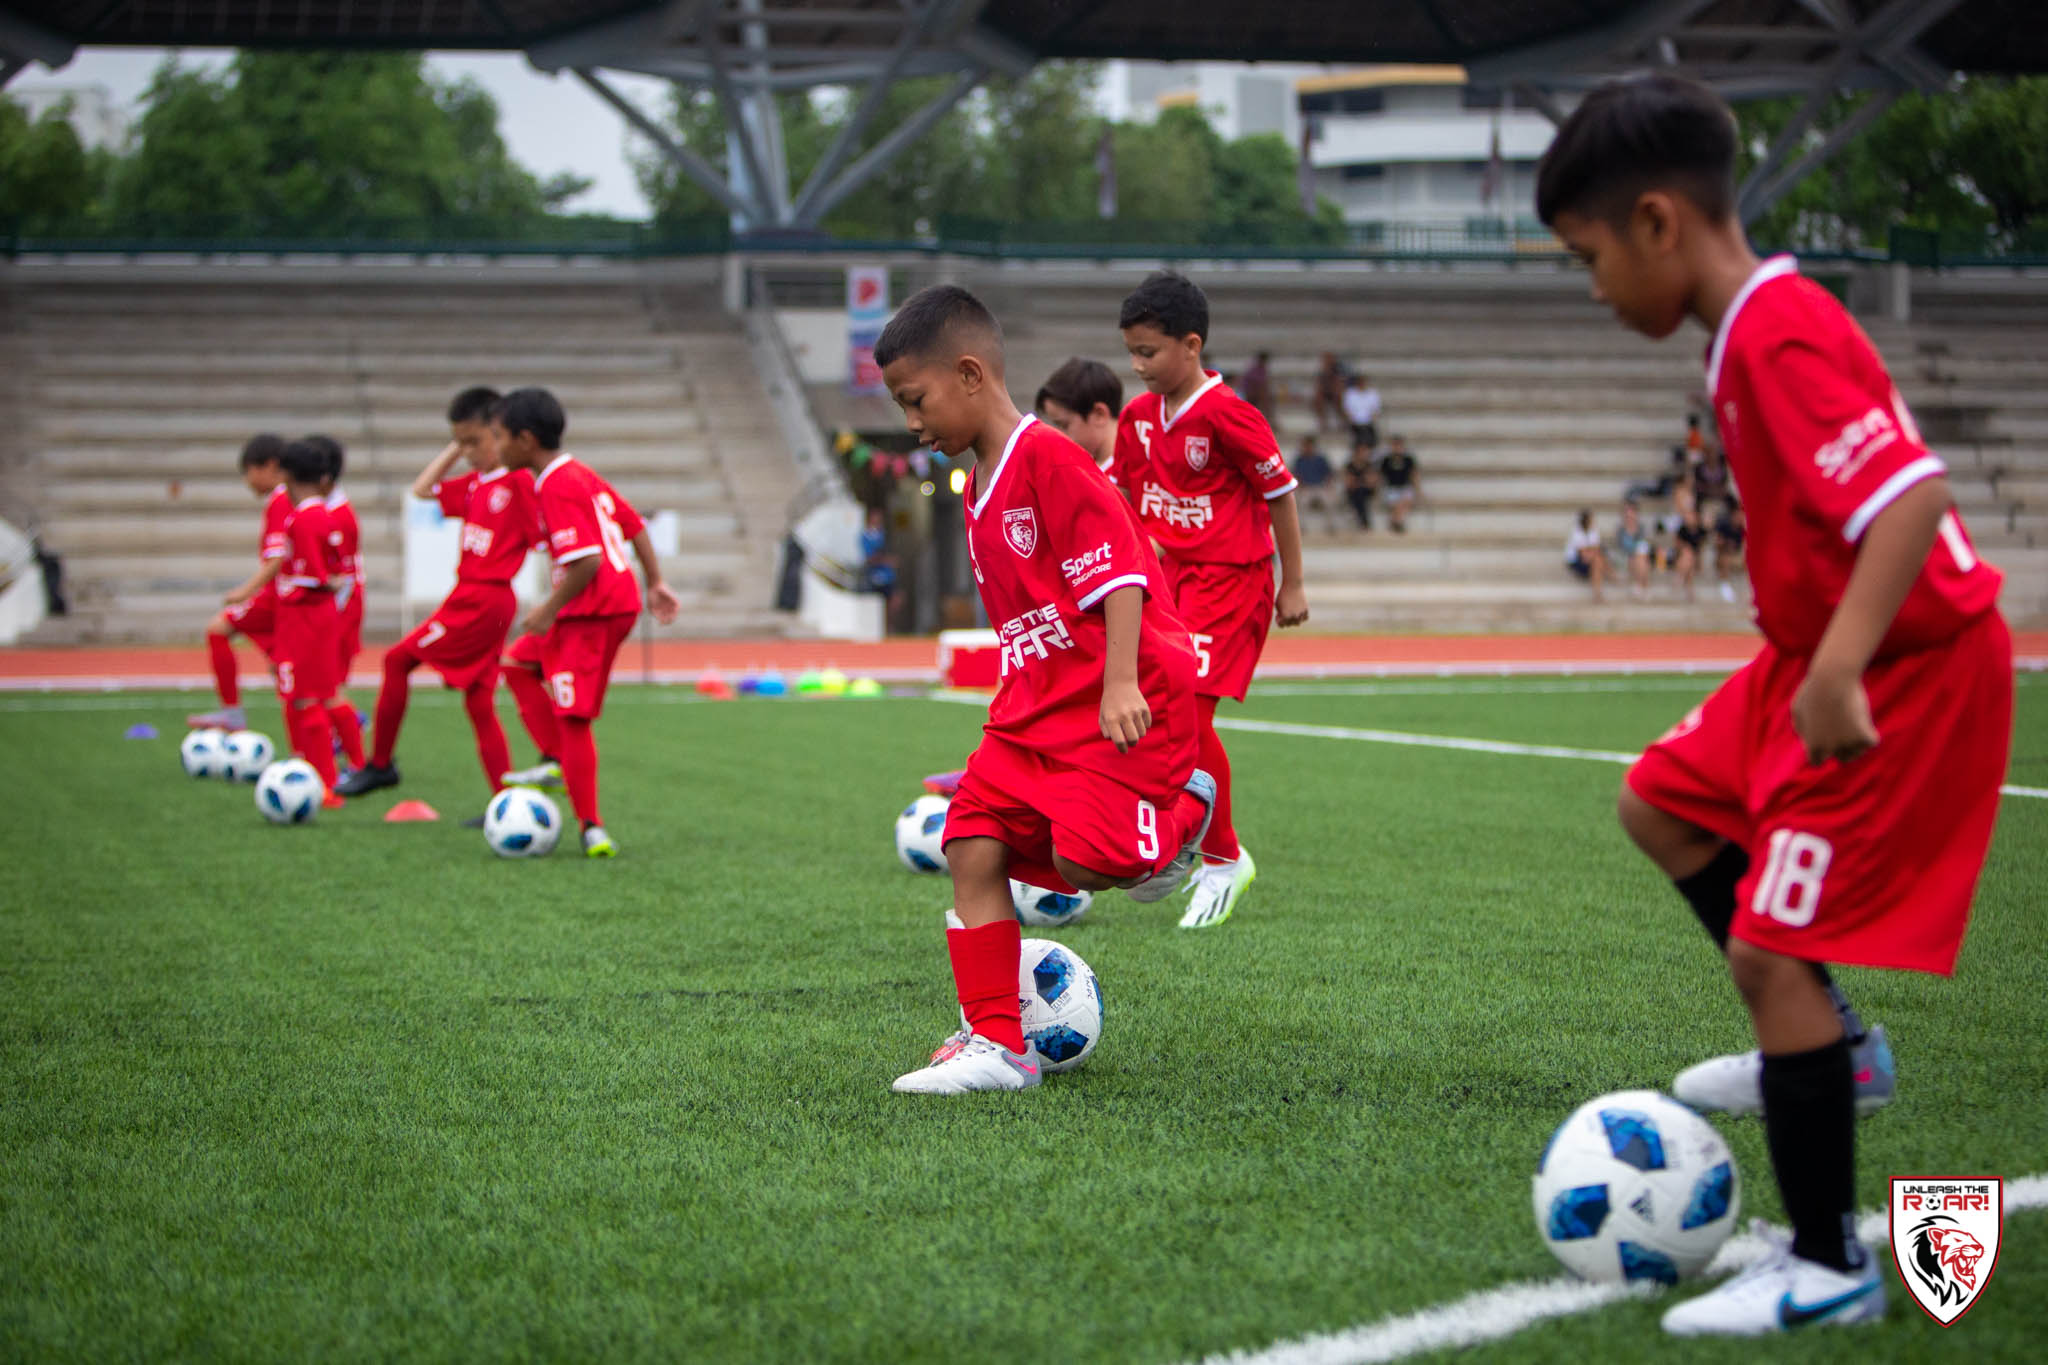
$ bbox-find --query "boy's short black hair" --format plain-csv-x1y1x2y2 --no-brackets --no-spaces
280,438,330,485
448,385,501,425
301,433,344,483
1035,357,1123,419
239,433,286,470
1535,73,1738,228
493,387,567,450
872,285,1003,372
1118,270,1208,344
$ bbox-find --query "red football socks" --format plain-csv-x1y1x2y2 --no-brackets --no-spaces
464,683,512,793
505,666,560,758
369,646,418,768
1196,695,1240,863
328,702,365,769
947,918,1026,1054
294,703,340,789
557,716,600,826
206,632,240,706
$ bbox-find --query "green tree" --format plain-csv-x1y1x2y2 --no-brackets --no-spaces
0,94,110,232
105,52,562,235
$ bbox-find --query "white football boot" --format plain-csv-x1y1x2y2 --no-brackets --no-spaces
1179,846,1256,930
1673,1025,1895,1118
1127,768,1217,903
1663,1223,1883,1337
500,759,565,790
892,1034,1042,1094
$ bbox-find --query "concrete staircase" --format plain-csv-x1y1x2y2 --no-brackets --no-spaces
5,259,809,645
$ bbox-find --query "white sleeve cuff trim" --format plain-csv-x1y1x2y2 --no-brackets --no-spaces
553,545,602,565
1262,477,1301,500
1076,573,1150,611
1842,455,1946,542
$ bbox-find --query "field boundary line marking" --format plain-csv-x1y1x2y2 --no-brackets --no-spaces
1188,1175,2048,1365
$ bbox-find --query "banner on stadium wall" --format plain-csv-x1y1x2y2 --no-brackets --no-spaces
848,265,889,394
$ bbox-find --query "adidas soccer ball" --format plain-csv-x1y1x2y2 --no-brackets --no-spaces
181,727,229,778
895,794,950,873
254,758,324,824
1012,878,1091,928
1019,937,1102,1074
485,786,562,858
220,730,276,781
1533,1089,1739,1284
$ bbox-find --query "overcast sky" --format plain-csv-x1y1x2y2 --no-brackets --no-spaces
14,49,675,218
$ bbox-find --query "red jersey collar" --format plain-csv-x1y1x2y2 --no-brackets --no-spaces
1160,370,1224,432
968,414,1036,519
1706,254,1799,394
535,453,576,490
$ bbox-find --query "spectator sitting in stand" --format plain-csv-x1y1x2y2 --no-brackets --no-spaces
1616,499,1654,599
1627,444,1692,503
1377,435,1420,533
1712,496,1746,602
1311,352,1350,432
1342,372,1382,453
1293,434,1340,533
1565,508,1609,602
1343,442,1378,530
1239,350,1275,425
1672,498,1708,603
1693,446,1731,505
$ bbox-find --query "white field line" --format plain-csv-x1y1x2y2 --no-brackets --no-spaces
1212,715,2048,802
1190,1175,2048,1365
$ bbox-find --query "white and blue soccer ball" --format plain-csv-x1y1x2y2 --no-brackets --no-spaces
895,794,950,873
181,727,229,778
220,730,276,782
254,758,324,824
1019,937,1102,1074
485,786,562,858
1533,1089,1739,1284
1012,879,1091,928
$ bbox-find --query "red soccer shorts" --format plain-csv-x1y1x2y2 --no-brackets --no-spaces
224,586,278,657
1627,610,2013,975
1161,555,1276,702
945,734,1189,894
335,588,364,685
273,597,342,702
405,582,516,692
504,612,635,720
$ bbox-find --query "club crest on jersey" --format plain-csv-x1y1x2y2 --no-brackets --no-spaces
1002,507,1038,557
487,485,512,514
1891,1177,2002,1326
1185,435,1210,471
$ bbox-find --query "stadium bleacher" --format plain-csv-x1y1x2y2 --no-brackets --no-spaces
3,259,804,643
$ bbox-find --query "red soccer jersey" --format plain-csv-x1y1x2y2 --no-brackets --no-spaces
1114,372,1298,564
326,489,363,592
1710,256,2002,658
259,485,291,563
436,467,545,585
533,453,645,619
277,497,342,601
965,415,1196,790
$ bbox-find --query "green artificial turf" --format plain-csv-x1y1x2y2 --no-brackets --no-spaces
1,674,2041,1363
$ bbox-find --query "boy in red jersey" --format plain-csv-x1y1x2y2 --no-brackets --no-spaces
306,434,368,773
1115,271,1311,929
271,439,352,806
1034,356,1123,479
336,388,546,820
875,286,1216,1096
1538,75,2011,1337
188,434,289,730
492,388,681,857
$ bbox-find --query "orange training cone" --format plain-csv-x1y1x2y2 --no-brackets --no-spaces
384,800,440,822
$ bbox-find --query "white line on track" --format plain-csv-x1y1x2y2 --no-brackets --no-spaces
1190,1175,2048,1365
1212,716,2048,801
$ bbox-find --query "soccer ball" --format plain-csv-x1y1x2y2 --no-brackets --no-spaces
254,758,324,824
1019,937,1102,1074
1012,878,1091,928
485,786,562,858
894,794,950,873
220,730,276,781
180,727,229,778
1533,1089,1740,1284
